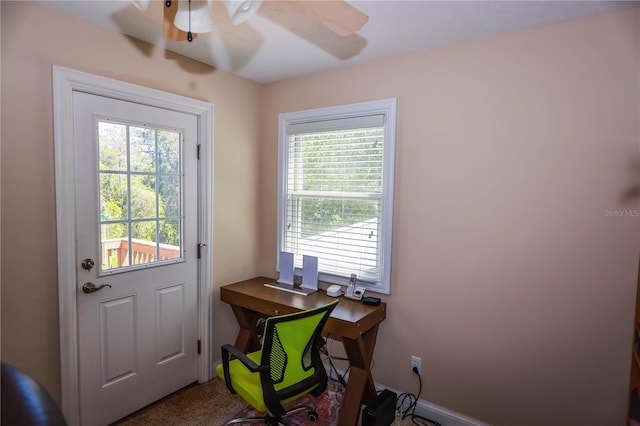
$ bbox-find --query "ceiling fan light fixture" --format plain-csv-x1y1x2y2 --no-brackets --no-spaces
174,0,215,34
131,0,150,11
223,0,263,25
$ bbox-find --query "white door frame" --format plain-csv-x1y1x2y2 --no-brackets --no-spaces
52,65,214,426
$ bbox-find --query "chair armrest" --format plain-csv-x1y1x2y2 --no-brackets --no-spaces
220,344,269,393
222,345,267,372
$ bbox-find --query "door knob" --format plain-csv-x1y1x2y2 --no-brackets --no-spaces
82,282,112,294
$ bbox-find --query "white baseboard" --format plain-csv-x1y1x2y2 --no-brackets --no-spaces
327,366,490,426
374,383,491,426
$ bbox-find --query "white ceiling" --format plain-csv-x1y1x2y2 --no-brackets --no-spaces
42,0,637,84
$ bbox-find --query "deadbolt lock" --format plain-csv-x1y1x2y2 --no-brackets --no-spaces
81,258,95,271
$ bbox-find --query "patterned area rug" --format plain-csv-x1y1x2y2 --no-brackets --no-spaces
223,380,344,425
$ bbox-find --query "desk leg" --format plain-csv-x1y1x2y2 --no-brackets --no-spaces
230,305,261,353
338,324,380,426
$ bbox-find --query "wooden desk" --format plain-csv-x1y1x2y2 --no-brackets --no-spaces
220,276,387,426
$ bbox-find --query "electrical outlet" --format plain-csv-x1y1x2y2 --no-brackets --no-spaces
410,355,421,375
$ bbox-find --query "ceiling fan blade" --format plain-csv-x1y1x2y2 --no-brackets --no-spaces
163,1,198,42
282,0,369,37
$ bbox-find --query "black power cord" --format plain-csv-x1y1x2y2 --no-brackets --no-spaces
396,367,442,426
320,335,348,387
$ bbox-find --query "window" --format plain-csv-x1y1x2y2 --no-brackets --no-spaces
98,120,183,273
277,99,397,294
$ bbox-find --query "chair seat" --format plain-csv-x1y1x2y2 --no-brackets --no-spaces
216,351,320,413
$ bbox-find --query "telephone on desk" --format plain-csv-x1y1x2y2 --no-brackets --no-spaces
345,274,365,301
326,274,366,300
346,285,365,300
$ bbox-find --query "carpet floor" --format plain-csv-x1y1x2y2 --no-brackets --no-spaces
114,378,422,425
114,379,246,425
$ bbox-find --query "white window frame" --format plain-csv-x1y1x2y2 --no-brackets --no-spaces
277,98,397,294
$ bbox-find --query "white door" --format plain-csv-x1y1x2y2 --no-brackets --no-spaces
73,91,199,425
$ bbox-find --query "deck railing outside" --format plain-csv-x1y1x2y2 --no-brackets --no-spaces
101,238,181,270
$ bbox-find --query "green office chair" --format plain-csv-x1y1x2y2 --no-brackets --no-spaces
216,300,339,425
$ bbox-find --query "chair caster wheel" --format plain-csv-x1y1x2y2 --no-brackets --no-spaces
308,411,318,422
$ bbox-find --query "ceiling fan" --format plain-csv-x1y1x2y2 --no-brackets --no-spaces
134,0,369,43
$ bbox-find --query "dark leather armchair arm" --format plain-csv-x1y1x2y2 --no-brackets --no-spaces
1,362,67,426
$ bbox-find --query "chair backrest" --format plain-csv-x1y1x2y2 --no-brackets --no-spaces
259,299,338,415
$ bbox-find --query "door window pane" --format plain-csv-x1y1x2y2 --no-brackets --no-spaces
100,173,128,221
98,122,127,171
131,221,158,266
101,223,129,270
130,126,156,173
159,220,181,260
158,130,180,173
98,120,183,273
130,174,157,220
159,175,180,218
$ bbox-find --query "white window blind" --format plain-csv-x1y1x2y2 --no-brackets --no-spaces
278,99,396,293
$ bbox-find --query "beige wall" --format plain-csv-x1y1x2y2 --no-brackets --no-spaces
259,8,640,426
1,0,261,402
1,2,639,426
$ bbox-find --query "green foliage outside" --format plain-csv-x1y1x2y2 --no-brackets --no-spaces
290,127,384,238
98,123,181,247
